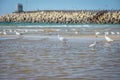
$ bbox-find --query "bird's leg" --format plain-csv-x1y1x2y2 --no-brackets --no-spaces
90,47,96,52
96,35,98,38
91,47,95,50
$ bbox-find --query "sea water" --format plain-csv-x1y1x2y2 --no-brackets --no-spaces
0,23,120,80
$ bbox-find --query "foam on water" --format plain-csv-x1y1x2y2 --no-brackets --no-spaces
0,22,120,29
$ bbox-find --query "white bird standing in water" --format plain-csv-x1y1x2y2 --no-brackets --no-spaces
3,30,7,35
105,33,113,42
58,34,67,43
111,32,115,35
16,31,21,35
75,31,78,34
116,32,120,35
95,32,100,38
14,30,21,35
105,32,109,35
116,32,120,37
89,41,97,50
3,31,7,35
9,29,12,33
89,41,96,48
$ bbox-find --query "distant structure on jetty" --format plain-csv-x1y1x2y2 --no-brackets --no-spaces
0,4,120,24
15,3,23,12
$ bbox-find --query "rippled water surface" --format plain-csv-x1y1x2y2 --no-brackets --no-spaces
0,24,120,80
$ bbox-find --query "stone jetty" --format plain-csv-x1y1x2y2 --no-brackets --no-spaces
0,10,120,24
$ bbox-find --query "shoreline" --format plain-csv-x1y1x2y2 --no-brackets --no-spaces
0,34,120,40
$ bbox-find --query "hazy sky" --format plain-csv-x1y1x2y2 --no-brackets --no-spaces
0,0,120,15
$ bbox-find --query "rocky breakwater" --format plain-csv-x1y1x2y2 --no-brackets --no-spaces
0,10,120,24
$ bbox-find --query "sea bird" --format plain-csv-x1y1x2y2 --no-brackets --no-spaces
58,34,67,43
89,41,96,48
89,41,97,50
95,32,100,38
105,33,113,42
111,32,115,35
104,32,109,35
14,30,21,35
3,30,7,35
75,31,79,34
3,31,7,35
116,32,120,37
16,31,21,35
9,29,12,33
116,32,120,35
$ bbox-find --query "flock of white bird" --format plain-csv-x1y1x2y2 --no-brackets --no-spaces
0,29,22,35
89,31,120,49
0,29,120,49
58,30,120,50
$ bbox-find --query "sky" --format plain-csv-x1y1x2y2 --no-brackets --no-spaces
0,0,120,15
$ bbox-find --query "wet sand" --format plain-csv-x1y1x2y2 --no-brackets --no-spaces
0,27,120,80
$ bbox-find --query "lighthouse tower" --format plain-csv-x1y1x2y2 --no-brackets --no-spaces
16,3,23,12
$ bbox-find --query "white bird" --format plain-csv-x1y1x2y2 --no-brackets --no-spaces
95,32,100,38
58,34,67,43
111,32,115,35
3,30,7,35
75,31,78,34
9,29,12,33
104,32,109,35
3,31,7,35
116,32,120,35
105,33,113,42
89,41,96,48
14,31,21,35
89,41,97,51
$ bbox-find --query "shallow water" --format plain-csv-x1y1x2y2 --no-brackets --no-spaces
0,24,120,80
